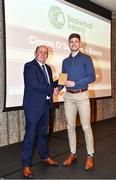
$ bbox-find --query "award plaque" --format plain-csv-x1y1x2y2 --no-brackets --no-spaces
58,73,68,85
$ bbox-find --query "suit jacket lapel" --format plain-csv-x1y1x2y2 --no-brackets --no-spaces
33,59,45,76
45,64,53,84
33,59,52,84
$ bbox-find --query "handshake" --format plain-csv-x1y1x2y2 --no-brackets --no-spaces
53,73,75,96
53,79,75,96
53,72,76,96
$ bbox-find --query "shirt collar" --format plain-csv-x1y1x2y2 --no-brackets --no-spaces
71,50,79,57
36,58,45,67
70,50,81,58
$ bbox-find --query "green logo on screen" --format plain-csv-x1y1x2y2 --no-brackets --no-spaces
49,6,65,29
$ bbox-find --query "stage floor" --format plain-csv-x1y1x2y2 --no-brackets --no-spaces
0,118,116,179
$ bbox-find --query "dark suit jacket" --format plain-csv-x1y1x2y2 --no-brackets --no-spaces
23,59,58,112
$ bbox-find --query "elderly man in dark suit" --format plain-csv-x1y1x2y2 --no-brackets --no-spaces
22,45,58,178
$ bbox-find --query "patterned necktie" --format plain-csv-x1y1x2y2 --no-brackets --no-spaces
41,65,49,84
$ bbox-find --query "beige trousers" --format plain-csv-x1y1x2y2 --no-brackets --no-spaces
64,91,94,156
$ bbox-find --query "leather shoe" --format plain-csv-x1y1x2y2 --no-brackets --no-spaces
41,157,58,166
63,154,77,166
85,156,94,170
23,167,32,179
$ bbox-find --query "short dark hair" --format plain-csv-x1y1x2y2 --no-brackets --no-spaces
68,33,81,41
35,45,48,53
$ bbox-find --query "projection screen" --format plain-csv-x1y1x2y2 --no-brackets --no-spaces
4,0,111,109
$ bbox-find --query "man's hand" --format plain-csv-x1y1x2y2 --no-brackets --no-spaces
53,88,59,96
65,80,75,87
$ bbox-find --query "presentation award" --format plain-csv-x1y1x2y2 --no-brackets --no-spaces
58,73,68,85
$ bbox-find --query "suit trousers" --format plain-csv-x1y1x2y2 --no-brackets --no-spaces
64,91,94,156
22,100,50,167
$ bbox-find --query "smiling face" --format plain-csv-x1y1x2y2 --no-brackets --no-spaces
69,37,80,52
35,46,48,64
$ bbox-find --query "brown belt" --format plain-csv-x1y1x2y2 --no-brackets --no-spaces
66,88,88,94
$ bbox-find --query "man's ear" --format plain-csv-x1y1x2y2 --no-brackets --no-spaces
34,51,36,57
